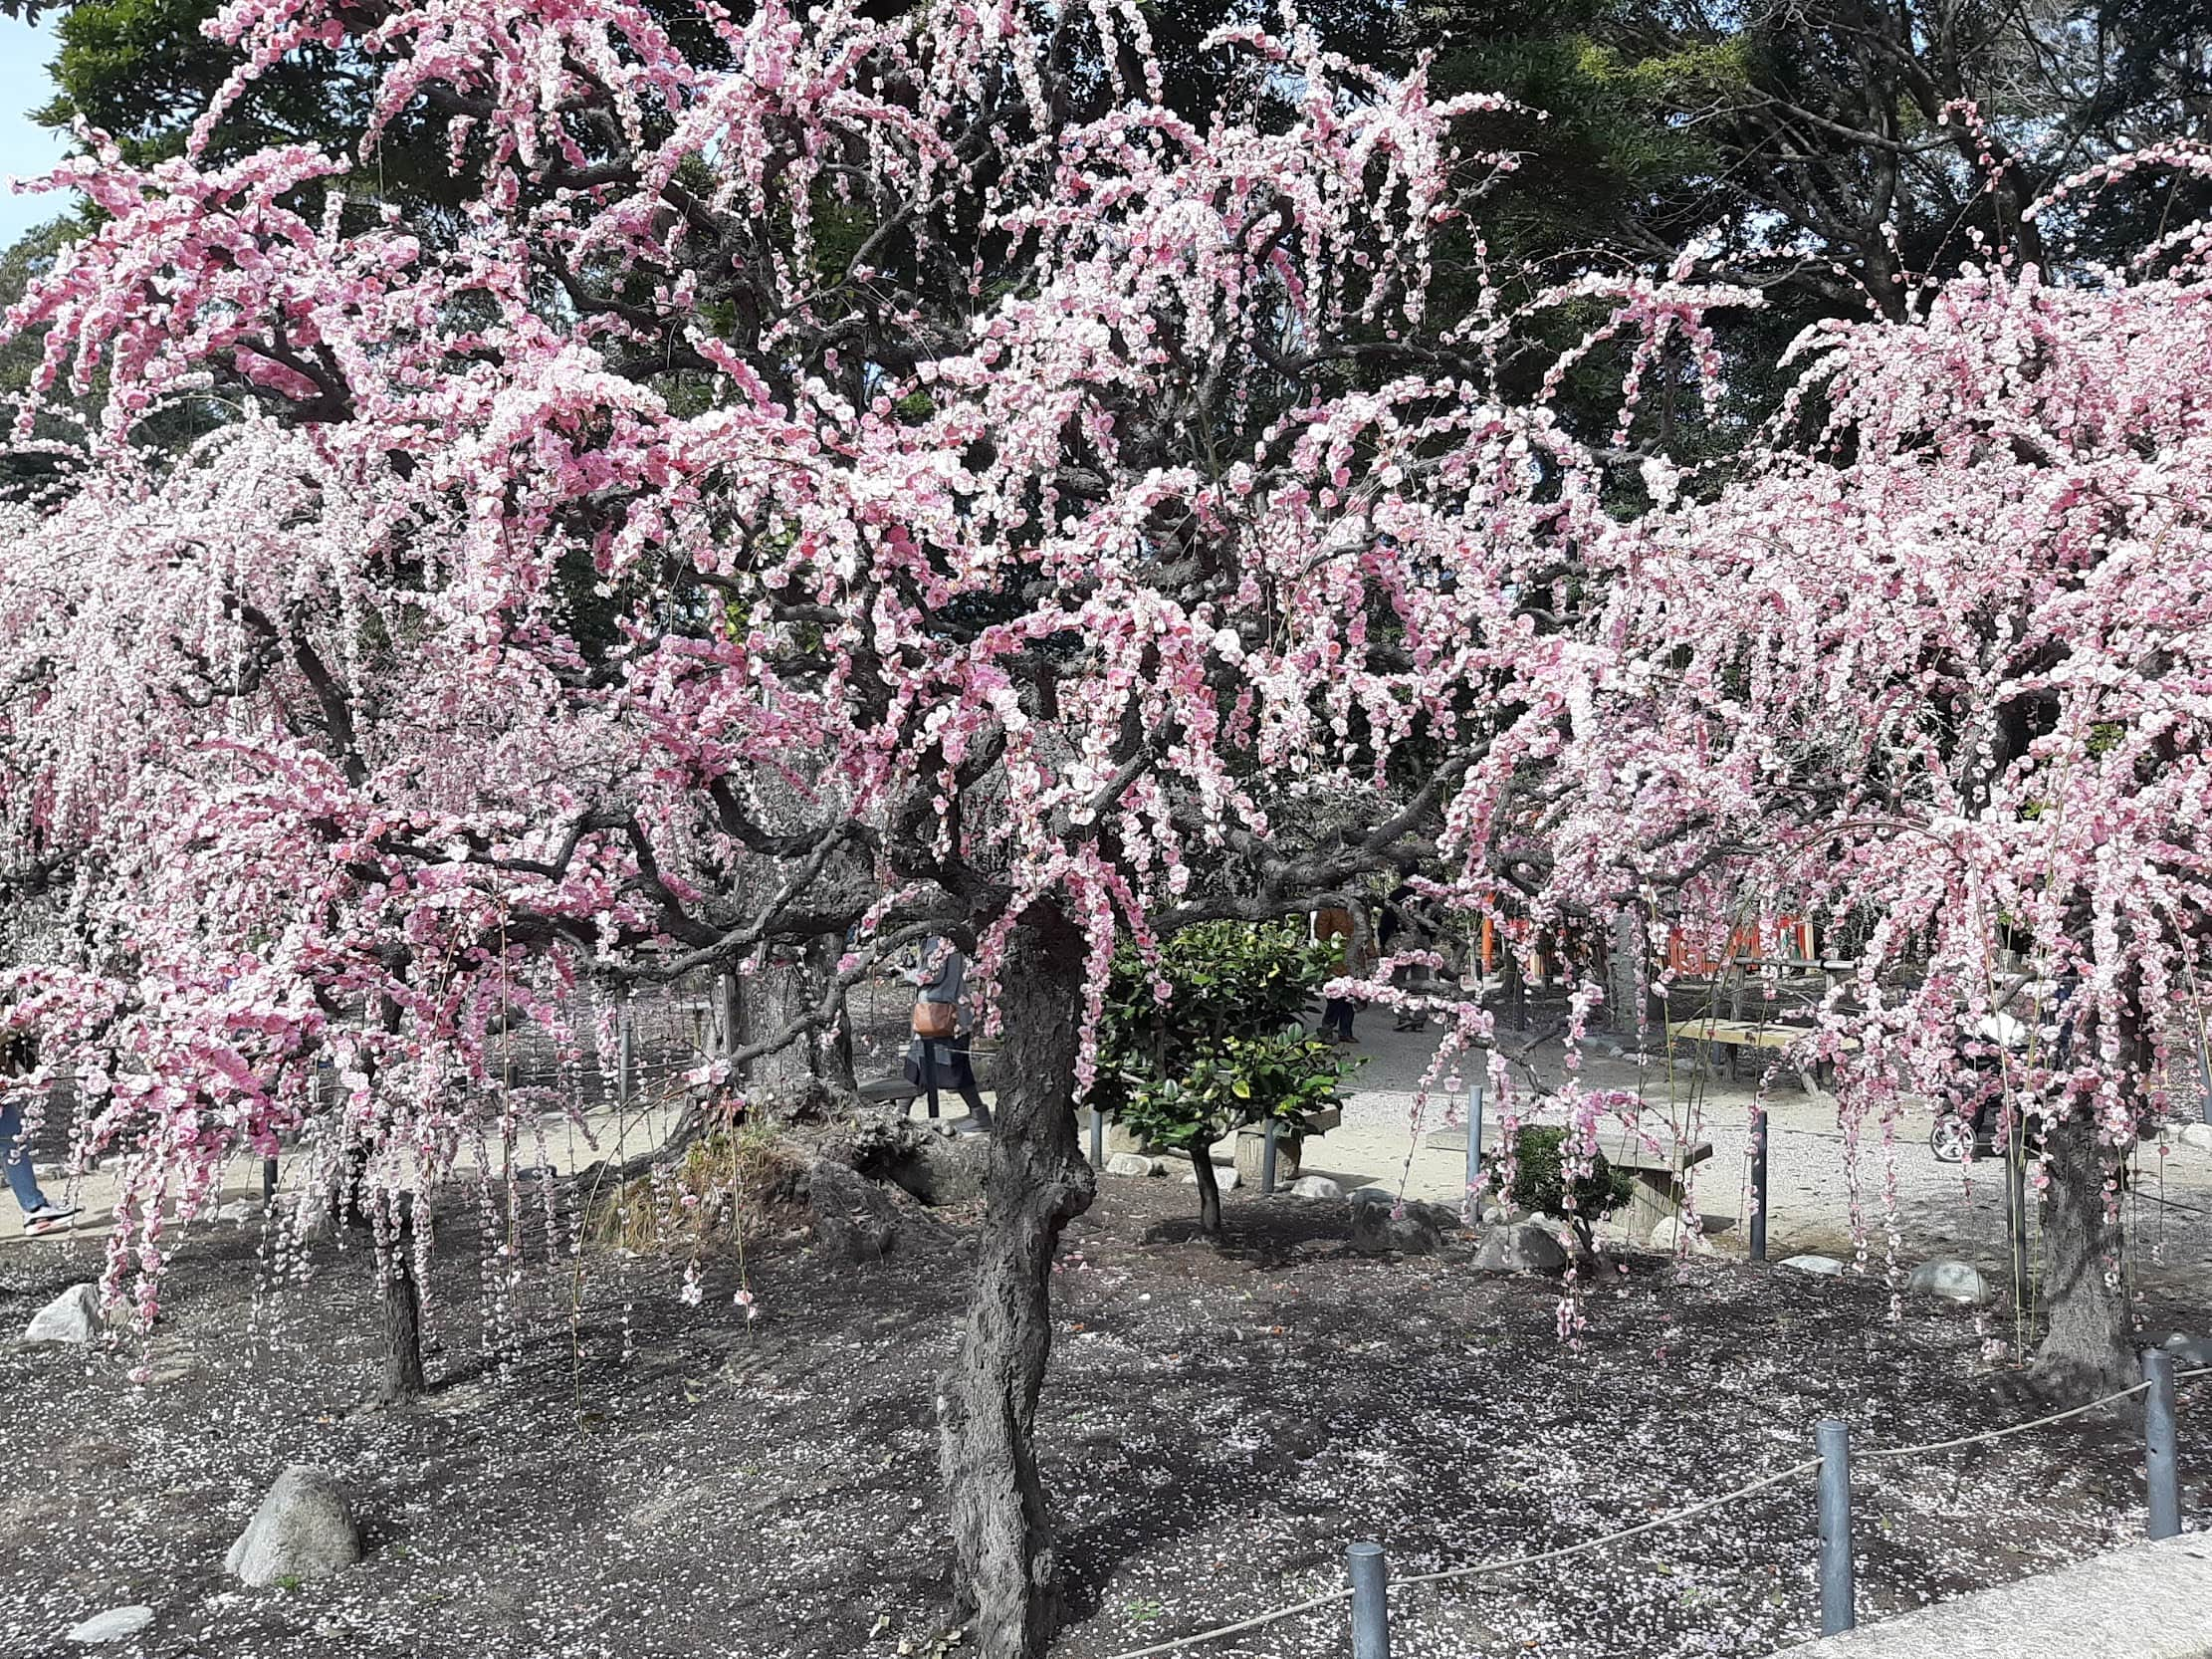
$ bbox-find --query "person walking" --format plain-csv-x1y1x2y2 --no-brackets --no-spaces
906,936,992,1133
1380,882,1434,1032
1313,904,1365,1045
0,1033,77,1237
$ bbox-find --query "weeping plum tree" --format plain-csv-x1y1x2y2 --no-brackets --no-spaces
0,1,1726,1653
1504,153,2212,1397
8,0,2205,1647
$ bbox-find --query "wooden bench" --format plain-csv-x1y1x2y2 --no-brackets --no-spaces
1664,1018,1850,1085
857,1076,926,1107
1606,1132,1714,1241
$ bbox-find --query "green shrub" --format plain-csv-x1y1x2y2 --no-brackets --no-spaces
1114,1026,1346,1153
1093,921,1352,1229
1100,919,1335,1061
1504,1125,1634,1223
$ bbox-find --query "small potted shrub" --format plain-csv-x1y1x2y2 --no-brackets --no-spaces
1093,922,1353,1232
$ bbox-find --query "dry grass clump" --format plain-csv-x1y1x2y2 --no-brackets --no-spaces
584,1120,804,1252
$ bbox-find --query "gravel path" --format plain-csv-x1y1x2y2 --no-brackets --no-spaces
1295,1012,2212,1316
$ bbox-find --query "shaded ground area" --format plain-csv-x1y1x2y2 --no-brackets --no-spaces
1,1171,2207,1659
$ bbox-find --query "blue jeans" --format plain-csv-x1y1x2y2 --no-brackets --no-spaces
0,1099,50,1212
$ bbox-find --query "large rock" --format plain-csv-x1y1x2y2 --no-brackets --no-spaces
2177,1122,2212,1153
1352,1198,1450,1256
880,1134,986,1208
1648,1215,1719,1256
805,1159,901,1262
1471,1221,1570,1275
67,1606,153,1645
1101,1122,1150,1158
1907,1258,1992,1305
224,1467,361,1586
1780,1254,1848,1277
1346,1186,1401,1211
1105,1152,1154,1178
1182,1163,1240,1191
2160,1330,2212,1367
1288,1175,1344,1202
23,1284,104,1345
281,1193,333,1243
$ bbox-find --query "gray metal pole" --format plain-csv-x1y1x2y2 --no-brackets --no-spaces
1346,1541,1391,1659
1261,1116,1279,1196
617,1003,632,1109
1464,1077,1486,1224
2007,1139,2030,1308
1089,1106,1104,1169
1749,1105,1769,1264
1817,1419,1855,1635
2145,1348,2180,1540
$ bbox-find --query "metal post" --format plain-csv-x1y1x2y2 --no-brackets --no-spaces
1464,1078,1485,1224
1261,1117,1279,1196
1346,1541,1391,1659
262,1156,278,1202
2145,1348,2180,1540
915,1044,942,1123
1089,1106,1104,1169
1817,1419,1855,1635
2007,1138,2030,1309
1749,1104,1769,1264
617,1004,632,1109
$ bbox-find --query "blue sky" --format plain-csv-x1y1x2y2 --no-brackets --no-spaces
0,11,68,247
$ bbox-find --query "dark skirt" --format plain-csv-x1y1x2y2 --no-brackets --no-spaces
904,1036,978,1091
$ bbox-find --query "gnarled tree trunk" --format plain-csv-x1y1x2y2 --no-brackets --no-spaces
380,1194,425,1404
2031,1103,2131,1400
744,942,820,1108
937,913,1095,1659
1607,904,1645,1038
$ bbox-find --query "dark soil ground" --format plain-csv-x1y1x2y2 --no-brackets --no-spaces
2,1161,2206,1659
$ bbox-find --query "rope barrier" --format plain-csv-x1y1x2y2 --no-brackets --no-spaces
1861,1380,2150,1461
1089,1587,1355,1659
1089,1363,2212,1659
1391,1459,1825,1589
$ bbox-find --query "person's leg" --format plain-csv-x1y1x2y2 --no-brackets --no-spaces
1393,965,1431,1030
950,1041,991,1127
0,1099,50,1212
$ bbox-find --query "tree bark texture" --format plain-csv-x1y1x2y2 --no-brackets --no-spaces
1608,905,1644,1037
1188,1144,1222,1236
936,914,1096,1659
2031,1103,2132,1400
380,1197,425,1404
811,934,858,1091
743,943,821,1106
